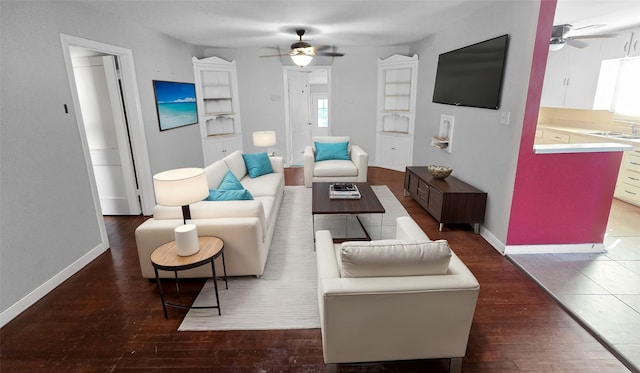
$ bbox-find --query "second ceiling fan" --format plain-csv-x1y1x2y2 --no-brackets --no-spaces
550,24,618,50
262,29,345,67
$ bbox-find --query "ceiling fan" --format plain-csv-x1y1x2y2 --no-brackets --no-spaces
550,24,618,51
261,29,345,67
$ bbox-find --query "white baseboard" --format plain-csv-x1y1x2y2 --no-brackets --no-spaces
505,243,605,255
0,242,108,328
477,228,604,256
479,227,506,255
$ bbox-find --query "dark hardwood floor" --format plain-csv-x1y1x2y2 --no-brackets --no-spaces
0,167,630,372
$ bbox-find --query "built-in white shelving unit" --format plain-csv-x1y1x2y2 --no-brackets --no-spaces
192,56,243,165
375,54,418,171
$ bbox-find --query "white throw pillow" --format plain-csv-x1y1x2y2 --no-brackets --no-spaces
340,239,452,278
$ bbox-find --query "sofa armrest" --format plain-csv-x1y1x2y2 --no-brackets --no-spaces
269,156,284,174
396,216,431,241
303,146,315,187
136,216,267,278
350,145,368,182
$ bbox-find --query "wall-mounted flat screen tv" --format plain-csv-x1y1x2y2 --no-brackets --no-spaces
153,80,198,131
432,34,509,110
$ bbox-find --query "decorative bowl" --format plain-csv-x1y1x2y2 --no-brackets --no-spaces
427,165,452,180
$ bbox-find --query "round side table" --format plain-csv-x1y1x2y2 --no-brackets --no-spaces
151,236,228,319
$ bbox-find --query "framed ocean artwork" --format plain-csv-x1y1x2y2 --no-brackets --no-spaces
152,80,198,131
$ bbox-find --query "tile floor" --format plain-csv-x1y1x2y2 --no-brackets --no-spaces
509,198,640,373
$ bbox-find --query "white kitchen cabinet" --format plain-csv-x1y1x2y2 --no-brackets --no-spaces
376,54,418,171
540,40,604,109
376,134,410,171
193,56,243,165
537,128,570,144
614,145,640,206
202,135,243,164
569,133,599,144
601,27,640,59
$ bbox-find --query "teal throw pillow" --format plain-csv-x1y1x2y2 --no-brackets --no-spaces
242,152,274,178
206,189,254,201
218,170,244,190
315,141,350,161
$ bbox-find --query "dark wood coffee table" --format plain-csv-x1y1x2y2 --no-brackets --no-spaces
312,182,385,242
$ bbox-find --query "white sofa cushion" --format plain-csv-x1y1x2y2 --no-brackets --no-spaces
241,172,284,197
314,160,358,177
204,160,229,189
339,239,452,278
223,150,248,180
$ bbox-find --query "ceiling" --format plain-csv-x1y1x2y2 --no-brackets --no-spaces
77,0,640,50
554,0,640,36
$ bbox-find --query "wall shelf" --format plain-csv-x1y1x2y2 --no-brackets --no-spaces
433,114,454,153
431,136,450,149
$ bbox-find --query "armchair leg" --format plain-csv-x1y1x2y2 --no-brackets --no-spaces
450,357,462,373
324,363,337,373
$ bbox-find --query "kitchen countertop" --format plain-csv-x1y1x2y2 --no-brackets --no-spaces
534,124,636,154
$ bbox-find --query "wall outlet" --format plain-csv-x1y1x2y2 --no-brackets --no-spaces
500,111,511,125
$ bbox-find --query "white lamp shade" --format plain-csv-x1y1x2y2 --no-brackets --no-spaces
290,54,313,67
253,131,277,147
153,168,209,206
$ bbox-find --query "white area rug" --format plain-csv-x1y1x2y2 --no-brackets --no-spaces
178,185,408,331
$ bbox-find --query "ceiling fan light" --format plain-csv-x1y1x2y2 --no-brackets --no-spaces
549,38,565,51
291,53,313,67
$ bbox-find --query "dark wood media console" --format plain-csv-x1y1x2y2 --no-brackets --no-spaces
404,166,487,233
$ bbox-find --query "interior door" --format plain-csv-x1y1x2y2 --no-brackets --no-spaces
288,71,313,165
73,55,141,215
102,56,141,215
286,68,331,166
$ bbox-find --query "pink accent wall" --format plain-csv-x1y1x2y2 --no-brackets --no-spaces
506,0,624,245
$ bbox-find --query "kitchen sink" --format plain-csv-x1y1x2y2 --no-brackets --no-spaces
613,134,640,140
581,131,624,136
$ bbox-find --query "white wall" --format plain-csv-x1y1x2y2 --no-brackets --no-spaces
411,0,539,244
203,45,409,158
0,1,202,320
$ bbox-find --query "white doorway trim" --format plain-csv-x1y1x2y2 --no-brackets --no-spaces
283,66,332,166
59,34,154,222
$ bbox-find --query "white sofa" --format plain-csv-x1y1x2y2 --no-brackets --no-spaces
315,216,480,372
303,136,368,187
135,150,285,278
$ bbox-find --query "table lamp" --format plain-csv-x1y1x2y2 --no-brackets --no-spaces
153,168,209,256
253,130,277,156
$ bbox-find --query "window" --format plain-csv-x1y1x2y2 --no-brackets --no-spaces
317,98,328,128
595,57,640,120
613,57,640,119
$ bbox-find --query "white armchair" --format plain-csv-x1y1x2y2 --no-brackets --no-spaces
303,136,368,188
315,216,480,372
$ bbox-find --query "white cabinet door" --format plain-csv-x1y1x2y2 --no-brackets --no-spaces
601,28,640,59
377,135,409,171
564,41,604,109
202,135,243,165
541,41,604,109
540,48,569,108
